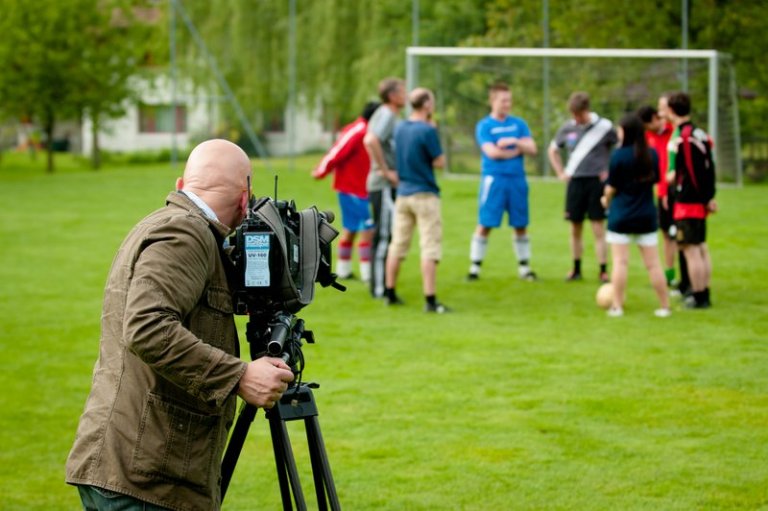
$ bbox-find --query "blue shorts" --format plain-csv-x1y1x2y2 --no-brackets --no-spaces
338,192,373,232
477,174,529,228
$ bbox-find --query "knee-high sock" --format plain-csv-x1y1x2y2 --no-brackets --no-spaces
336,239,353,277
358,240,372,282
514,235,531,264
469,234,488,274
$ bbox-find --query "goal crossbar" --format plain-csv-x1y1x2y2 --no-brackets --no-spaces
406,46,722,148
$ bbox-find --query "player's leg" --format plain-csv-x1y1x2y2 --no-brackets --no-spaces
590,220,609,282
346,194,373,283
416,194,449,313
508,177,536,280
385,196,415,305
565,179,586,280
358,226,373,284
569,221,584,280
368,189,384,297
637,233,671,315
336,193,357,279
658,197,677,287
586,177,609,282
469,175,503,280
678,219,710,308
371,186,395,298
608,239,629,314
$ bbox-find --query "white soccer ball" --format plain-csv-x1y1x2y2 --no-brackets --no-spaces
595,283,614,309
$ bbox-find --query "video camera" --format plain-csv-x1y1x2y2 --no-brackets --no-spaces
227,189,346,366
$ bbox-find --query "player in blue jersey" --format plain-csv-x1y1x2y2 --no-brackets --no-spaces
467,82,538,281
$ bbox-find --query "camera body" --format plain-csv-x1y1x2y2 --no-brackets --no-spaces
229,196,343,318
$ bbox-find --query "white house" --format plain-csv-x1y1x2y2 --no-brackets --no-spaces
81,75,331,157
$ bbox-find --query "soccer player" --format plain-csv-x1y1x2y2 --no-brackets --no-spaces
666,92,717,308
637,104,677,288
313,101,380,282
467,82,538,281
384,87,449,313
364,78,407,298
548,91,618,282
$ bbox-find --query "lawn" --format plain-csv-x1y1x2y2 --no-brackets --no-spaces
0,152,767,510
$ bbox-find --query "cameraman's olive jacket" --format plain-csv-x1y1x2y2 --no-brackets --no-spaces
66,192,247,511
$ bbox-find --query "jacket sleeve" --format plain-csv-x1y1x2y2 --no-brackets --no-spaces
702,142,716,202
312,121,366,178
122,216,246,408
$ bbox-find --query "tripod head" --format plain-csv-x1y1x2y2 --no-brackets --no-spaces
246,310,315,386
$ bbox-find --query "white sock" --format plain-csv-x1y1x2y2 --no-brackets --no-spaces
469,235,488,274
336,259,352,278
514,235,531,264
359,261,371,283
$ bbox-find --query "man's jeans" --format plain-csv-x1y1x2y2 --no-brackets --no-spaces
77,485,171,511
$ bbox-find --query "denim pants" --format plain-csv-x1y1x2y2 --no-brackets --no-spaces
77,485,172,511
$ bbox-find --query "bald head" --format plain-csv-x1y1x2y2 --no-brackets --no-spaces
177,139,252,229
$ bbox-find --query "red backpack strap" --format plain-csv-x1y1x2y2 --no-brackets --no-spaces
680,125,699,191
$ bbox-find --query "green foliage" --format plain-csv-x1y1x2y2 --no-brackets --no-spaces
163,1,767,142
1,154,767,509
0,0,158,171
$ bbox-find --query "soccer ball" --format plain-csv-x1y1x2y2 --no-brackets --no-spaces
595,283,614,309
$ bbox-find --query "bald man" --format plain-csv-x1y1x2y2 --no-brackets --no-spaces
66,139,294,511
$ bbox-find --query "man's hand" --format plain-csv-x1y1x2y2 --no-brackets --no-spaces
496,136,518,148
707,199,718,213
237,357,295,409
385,168,399,187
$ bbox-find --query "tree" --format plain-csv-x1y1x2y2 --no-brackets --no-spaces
0,0,154,171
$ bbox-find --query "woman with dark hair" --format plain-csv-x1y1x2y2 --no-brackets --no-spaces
601,113,670,317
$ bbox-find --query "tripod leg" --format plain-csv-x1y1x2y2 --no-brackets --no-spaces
269,414,308,511
220,403,257,500
305,416,341,511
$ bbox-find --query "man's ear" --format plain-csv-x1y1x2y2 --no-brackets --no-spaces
175,177,184,191
240,189,249,211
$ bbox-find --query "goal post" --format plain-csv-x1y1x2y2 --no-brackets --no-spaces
406,46,742,184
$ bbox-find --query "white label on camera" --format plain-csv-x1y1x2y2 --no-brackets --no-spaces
244,233,270,287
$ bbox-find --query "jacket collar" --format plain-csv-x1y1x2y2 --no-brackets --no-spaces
165,191,233,241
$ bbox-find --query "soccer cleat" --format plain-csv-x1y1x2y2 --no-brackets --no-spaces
520,270,538,282
565,271,583,282
606,307,624,317
424,302,451,314
654,308,672,318
465,272,480,282
684,295,711,309
599,271,610,283
385,294,404,306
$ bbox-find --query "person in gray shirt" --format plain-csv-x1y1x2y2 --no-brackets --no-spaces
364,77,406,298
548,91,618,283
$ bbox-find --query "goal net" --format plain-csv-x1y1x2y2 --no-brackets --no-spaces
406,47,742,184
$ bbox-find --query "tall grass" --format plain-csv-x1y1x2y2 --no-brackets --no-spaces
1,152,766,510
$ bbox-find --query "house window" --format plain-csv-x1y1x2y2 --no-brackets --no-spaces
139,103,187,133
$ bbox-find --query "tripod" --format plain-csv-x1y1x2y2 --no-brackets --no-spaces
220,312,341,511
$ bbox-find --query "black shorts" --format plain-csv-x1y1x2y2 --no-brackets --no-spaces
676,218,707,244
565,177,606,222
658,197,674,234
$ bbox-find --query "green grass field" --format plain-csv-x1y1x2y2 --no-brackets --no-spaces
1,152,767,510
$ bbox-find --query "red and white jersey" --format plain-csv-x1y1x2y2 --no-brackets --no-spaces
312,117,370,198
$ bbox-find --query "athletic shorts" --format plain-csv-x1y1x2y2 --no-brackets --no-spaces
606,230,658,247
477,174,529,228
565,177,606,222
676,218,707,245
657,197,674,234
338,192,373,232
388,193,442,261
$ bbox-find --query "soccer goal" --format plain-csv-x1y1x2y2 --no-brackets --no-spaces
406,46,742,184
